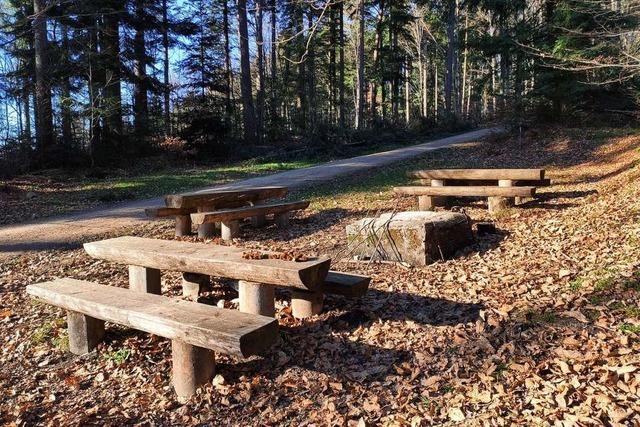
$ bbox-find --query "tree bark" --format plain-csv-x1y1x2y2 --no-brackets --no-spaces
61,24,73,145
444,0,457,117
338,0,345,127
103,0,123,145
223,0,233,127
237,0,257,143
162,0,171,135
133,0,149,141
355,0,365,129
256,0,265,142
33,0,54,153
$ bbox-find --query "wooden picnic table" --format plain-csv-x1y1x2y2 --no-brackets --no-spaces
146,186,289,237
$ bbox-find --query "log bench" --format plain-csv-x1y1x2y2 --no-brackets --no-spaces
190,200,310,241
393,185,536,213
145,186,288,238
27,278,278,400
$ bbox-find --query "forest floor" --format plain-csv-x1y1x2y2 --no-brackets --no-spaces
2,126,640,425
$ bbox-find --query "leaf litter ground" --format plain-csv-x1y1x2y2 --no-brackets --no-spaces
1,127,640,426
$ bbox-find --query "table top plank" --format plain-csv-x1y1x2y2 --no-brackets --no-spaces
164,187,289,209
84,236,330,291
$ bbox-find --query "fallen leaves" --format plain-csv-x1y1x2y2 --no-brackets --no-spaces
1,127,640,424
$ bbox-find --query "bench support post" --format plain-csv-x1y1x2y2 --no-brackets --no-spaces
171,340,215,401
197,206,217,239
251,214,267,227
129,265,161,294
221,220,240,240
67,311,105,355
429,179,448,207
291,290,323,319
182,273,210,300
488,180,515,213
274,212,290,228
238,281,275,317
175,215,192,237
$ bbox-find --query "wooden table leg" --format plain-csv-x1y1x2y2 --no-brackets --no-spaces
238,281,275,317
67,311,105,355
182,272,210,300
197,206,216,239
221,220,240,240
291,290,323,319
175,215,192,237
489,180,515,213
274,212,290,228
129,265,161,294
171,340,215,401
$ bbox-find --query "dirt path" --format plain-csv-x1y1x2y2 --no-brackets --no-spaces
0,127,500,258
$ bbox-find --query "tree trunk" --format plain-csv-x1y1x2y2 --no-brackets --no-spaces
256,0,265,142
237,0,257,143
33,0,54,153
338,0,345,127
460,12,468,117
355,0,365,129
405,58,411,124
370,0,385,119
61,24,73,145
162,0,171,135
133,0,149,142
270,0,277,122
223,0,233,127
102,1,123,145
307,10,316,129
444,0,457,117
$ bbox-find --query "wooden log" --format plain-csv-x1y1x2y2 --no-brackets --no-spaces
412,178,552,187
171,340,215,401
129,265,161,294
418,195,435,211
429,179,447,208
221,220,240,241
27,279,279,358
407,168,545,181
191,201,309,225
323,271,371,297
274,212,290,228
238,281,275,317
165,187,289,209
494,179,516,209
182,273,210,300
197,206,216,239
84,237,331,290
291,290,323,319
175,215,192,237
394,186,536,198
67,311,105,355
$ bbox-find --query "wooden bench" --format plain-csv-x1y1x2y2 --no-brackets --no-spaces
190,200,310,240
145,186,288,238
27,278,278,400
394,185,536,212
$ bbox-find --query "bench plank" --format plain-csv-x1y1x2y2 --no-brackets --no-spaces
191,200,310,225
412,178,552,187
408,169,545,181
27,278,278,358
323,271,371,297
165,187,288,209
394,186,536,197
83,236,330,291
